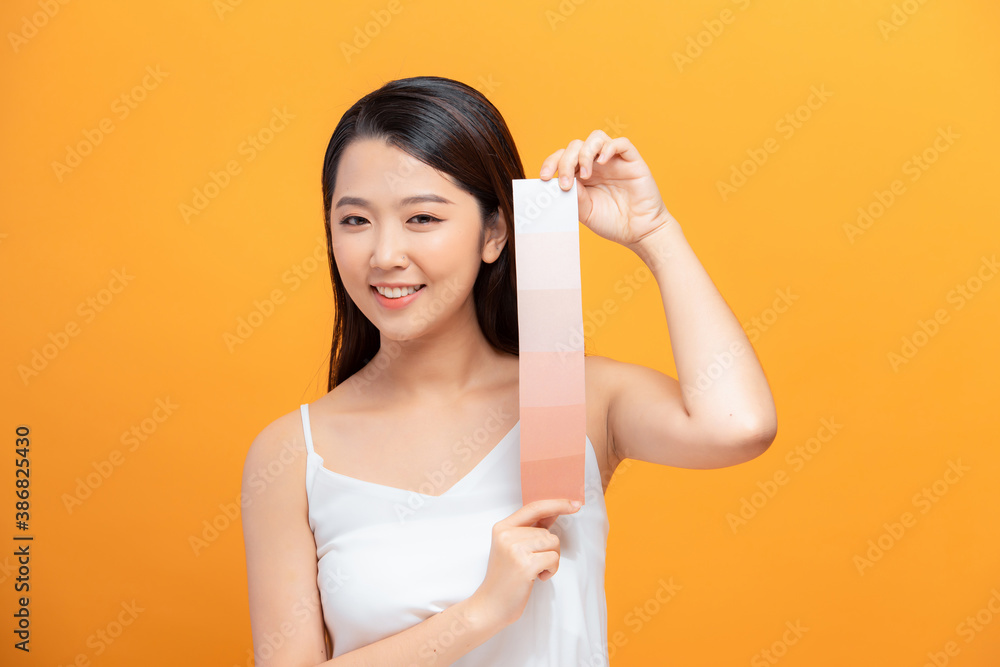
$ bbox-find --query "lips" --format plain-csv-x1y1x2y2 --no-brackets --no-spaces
373,284,425,298
371,284,425,309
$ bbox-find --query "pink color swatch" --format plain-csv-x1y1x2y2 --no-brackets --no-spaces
513,178,586,505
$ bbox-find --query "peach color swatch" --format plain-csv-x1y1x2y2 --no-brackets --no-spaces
513,178,586,505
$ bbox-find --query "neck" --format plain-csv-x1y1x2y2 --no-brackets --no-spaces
365,304,511,405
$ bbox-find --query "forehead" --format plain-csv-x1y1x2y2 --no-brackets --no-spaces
335,138,459,195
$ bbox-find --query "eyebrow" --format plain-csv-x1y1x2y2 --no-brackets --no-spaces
334,194,455,209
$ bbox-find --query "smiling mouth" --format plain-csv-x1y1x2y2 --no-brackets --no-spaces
372,284,425,299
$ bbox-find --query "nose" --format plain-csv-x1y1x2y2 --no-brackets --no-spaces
370,221,409,270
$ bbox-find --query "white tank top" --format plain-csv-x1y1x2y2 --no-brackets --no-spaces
300,403,611,666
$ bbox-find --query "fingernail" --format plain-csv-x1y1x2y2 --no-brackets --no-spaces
571,500,582,508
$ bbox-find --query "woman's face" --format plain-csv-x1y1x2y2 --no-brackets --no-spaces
329,138,506,342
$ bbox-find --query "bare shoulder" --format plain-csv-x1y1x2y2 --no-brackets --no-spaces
242,378,367,490
584,352,645,419
241,403,330,663
585,352,664,384
241,405,310,504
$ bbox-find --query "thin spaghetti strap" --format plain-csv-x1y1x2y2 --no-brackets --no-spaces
300,403,317,456
300,403,320,529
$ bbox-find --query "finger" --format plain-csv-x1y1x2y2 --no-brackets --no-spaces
555,139,585,190
579,130,612,180
529,530,560,556
576,178,594,226
595,139,619,166
533,551,560,580
598,136,641,165
534,512,569,530
529,533,561,580
539,148,566,180
534,506,579,530
503,499,581,528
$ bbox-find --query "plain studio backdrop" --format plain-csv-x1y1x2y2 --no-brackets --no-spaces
2,0,998,665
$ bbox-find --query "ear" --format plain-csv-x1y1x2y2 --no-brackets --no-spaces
481,209,508,264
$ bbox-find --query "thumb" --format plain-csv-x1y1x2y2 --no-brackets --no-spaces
576,182,594,227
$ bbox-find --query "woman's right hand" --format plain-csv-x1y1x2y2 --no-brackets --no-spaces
469,498,582,629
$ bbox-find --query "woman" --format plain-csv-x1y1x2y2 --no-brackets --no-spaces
241,75,777,666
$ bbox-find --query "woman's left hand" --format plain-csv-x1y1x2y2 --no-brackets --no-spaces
539,130,676,249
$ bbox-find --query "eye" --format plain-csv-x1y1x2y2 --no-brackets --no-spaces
338,215,369,226
410,214,441,225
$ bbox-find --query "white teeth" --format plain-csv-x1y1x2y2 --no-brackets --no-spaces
375,285,422,299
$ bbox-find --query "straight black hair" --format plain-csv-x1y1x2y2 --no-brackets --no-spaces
320,76,523,391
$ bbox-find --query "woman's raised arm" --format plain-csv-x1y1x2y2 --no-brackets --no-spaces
540,131,778,470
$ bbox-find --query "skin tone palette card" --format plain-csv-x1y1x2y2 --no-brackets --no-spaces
513,178,586,505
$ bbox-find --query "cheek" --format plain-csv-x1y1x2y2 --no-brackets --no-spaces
331,248,370,305
423,227,482,269
331,237,365,272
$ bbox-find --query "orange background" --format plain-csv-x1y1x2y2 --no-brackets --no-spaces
3,0,999,665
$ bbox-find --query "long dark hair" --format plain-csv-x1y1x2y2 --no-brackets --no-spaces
321,76,523,391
